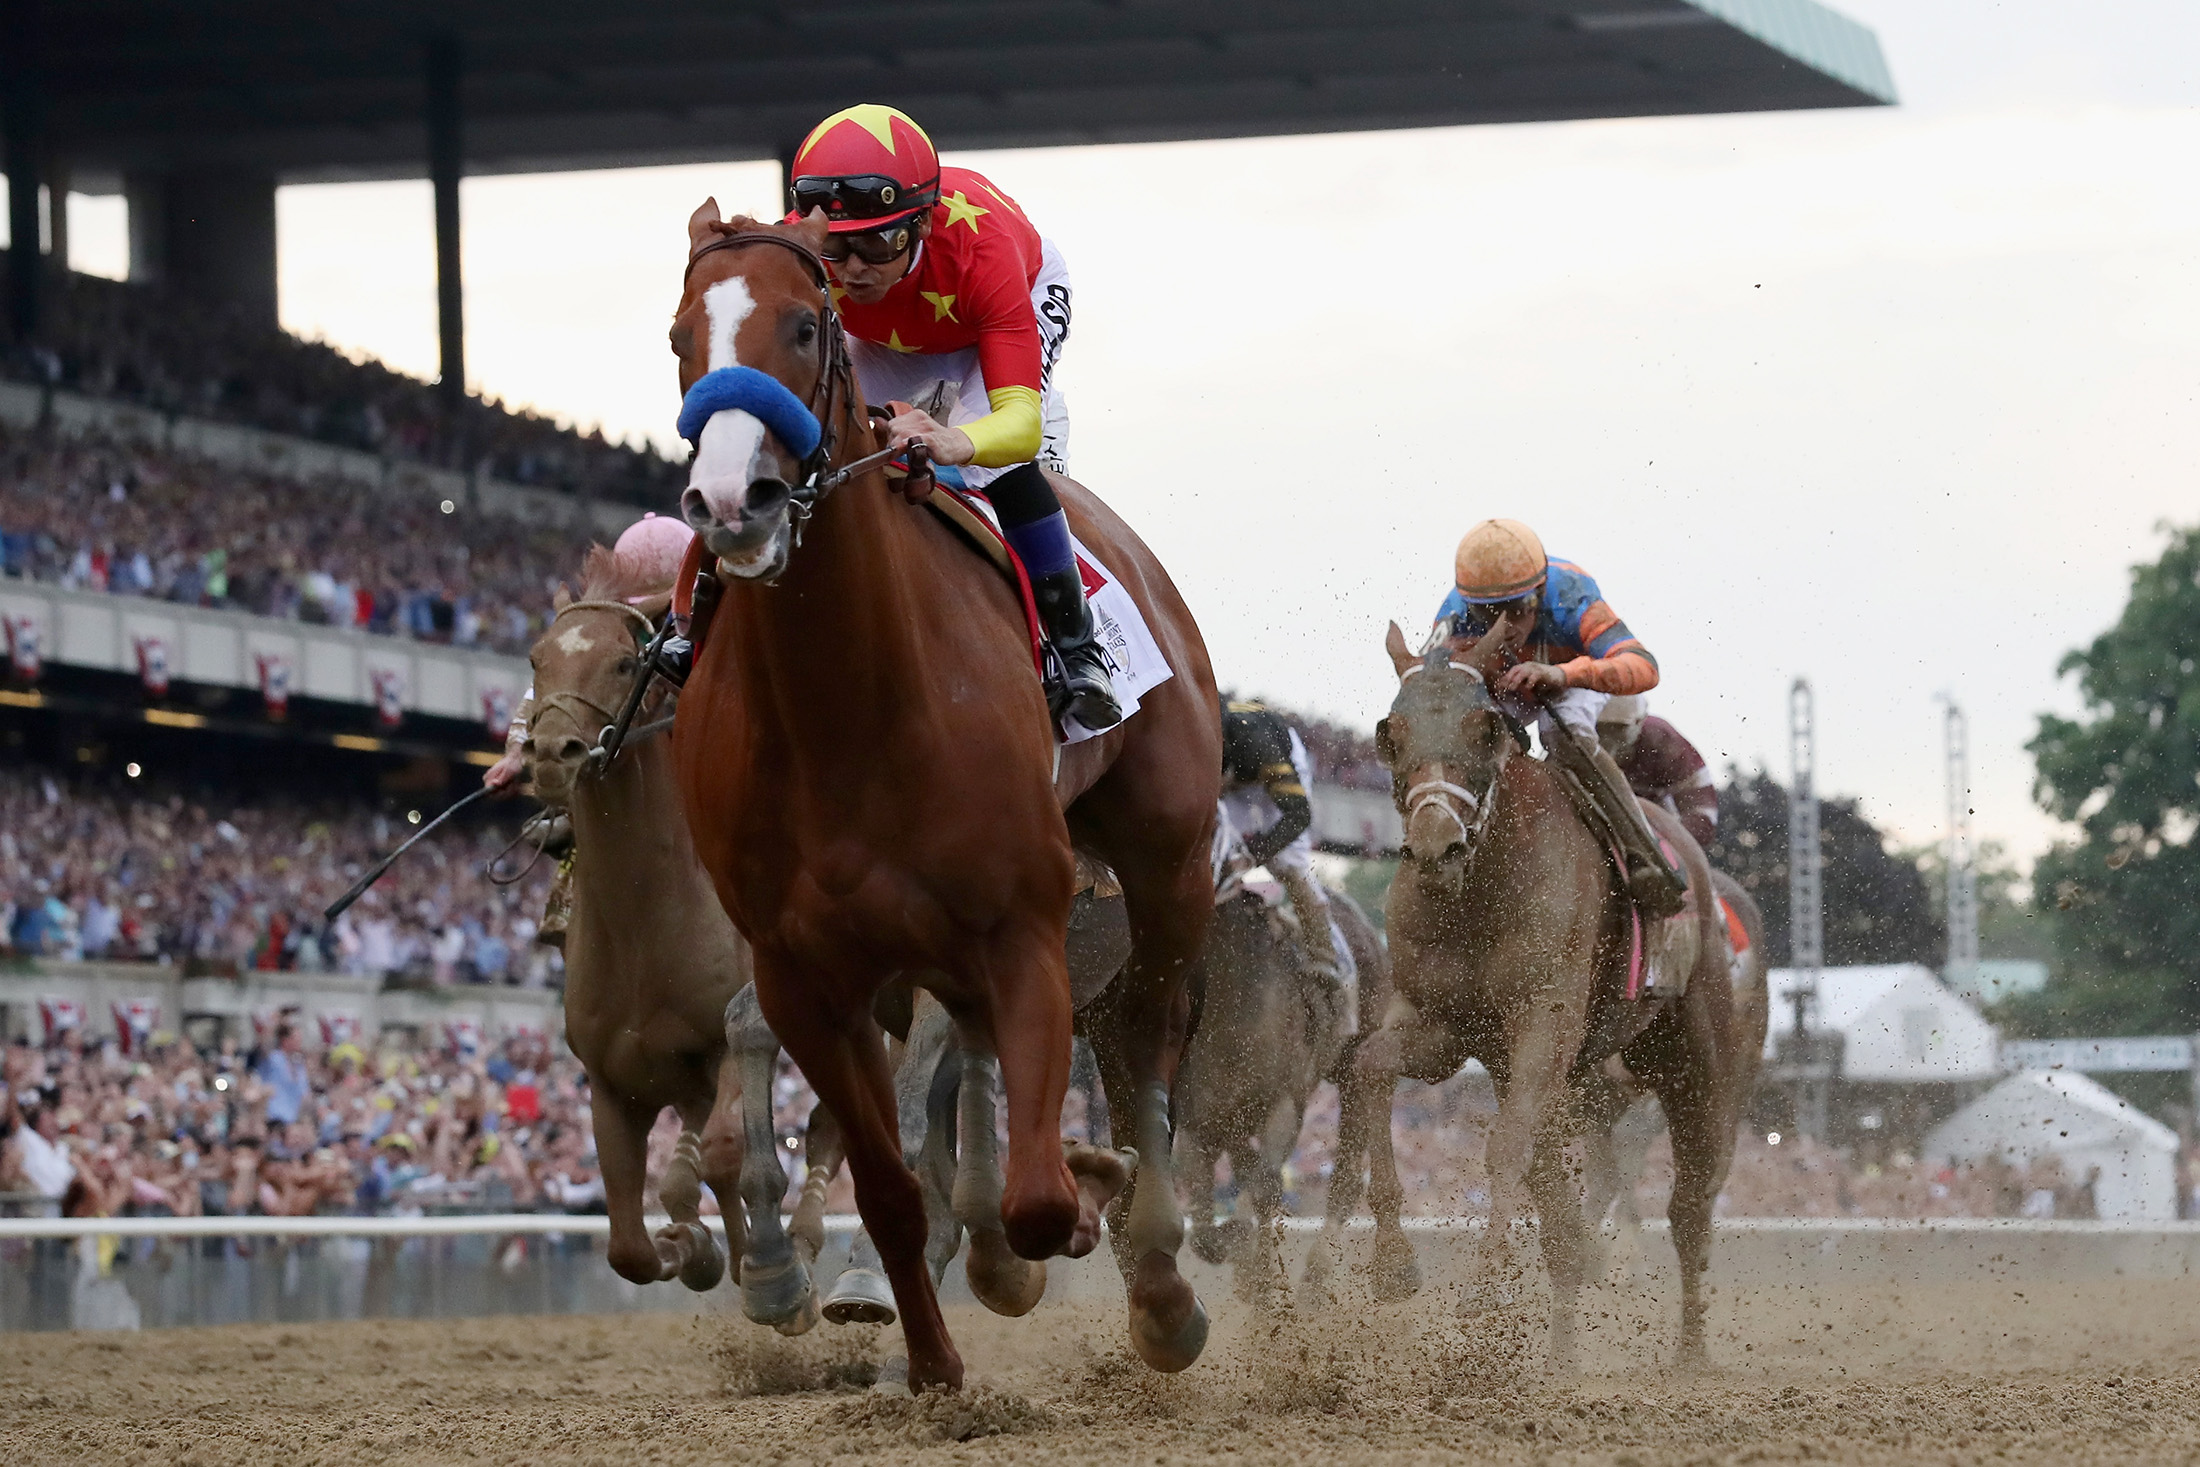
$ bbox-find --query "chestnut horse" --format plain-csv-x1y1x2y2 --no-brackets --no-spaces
667,206,1221,1391
526,556,824,1326
1307,618,1755,1368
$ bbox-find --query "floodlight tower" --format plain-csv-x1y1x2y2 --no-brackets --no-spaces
1942,696,1979,986
1783,676,1833,1140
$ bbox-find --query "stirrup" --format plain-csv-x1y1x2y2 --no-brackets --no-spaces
1049,641,1123,732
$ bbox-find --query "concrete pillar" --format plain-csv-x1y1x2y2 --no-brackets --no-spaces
123,173,163,284
426,33,465,413
41,161,66,267
2,0,45,340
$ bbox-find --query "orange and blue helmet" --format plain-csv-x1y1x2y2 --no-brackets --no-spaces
789,104,942,234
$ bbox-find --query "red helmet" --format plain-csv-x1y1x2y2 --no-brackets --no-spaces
790,104,942,233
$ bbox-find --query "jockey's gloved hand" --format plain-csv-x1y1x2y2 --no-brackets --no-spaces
654,634,695,688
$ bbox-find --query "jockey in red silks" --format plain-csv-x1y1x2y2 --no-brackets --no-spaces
1596,696,1721,852
784,103,1118,731
1433,518,1688,917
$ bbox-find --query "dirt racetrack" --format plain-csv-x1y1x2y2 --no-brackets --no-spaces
8,1269,2200,1466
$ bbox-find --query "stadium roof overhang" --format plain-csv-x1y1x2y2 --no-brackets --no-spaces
2,0,1891,393
34,0,1894,187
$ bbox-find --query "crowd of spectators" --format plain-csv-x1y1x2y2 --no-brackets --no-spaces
1,763,558,987
5,262,681,503
0,424,601,657
0,1026,604,1220
1257,1072,2122,1223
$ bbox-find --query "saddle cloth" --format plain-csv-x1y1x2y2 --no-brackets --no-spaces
921,474,1175,746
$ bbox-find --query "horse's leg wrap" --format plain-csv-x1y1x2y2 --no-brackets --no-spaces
725,986,814,1332
953,1046,1049,1317
657,1131,727,1293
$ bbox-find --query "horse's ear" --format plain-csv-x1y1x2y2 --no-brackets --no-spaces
688,197,722,253
1384,620,1416,677
552,583,572,613
1375,715,1398,769
788,207,830,254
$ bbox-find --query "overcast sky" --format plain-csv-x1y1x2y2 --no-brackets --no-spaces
60,1,2200,872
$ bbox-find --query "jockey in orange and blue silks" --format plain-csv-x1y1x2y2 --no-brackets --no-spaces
1435,518,1688,918
783,103,1118,733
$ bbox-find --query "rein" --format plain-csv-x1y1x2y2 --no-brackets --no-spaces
539,598,674,772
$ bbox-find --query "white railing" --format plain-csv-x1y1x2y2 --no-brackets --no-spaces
8,1212,2198,1242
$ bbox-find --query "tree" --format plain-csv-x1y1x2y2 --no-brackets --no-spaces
2017,522,2200,1034
1708,769,1943,968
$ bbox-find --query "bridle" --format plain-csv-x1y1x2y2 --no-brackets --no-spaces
680,230,894,532
1392,658,1504,868
532,599,675,776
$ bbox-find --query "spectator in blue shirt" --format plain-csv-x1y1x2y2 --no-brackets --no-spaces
257,1024,310,1127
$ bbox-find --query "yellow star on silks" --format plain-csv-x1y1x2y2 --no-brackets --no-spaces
828,282,848,307
886,330,916,353
940,191,989,232
920,290,958,323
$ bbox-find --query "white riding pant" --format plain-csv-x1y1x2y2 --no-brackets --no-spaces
1218,730,1355,984
1539,686,1610,748
845,239,1072,489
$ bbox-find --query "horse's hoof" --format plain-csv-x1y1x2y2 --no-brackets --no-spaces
821,1266,898,1327
738,1250,815,1328
871,1355,913,1398
668,1224,725,1293
1298,1246,1338,1310
966,1228,1047,1318
1189,1225,1228,1267
772,1289,822,1338
1128,1251,1209,1373
1373,1250,1422,1303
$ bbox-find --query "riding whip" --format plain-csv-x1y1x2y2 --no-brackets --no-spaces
322,785,491,922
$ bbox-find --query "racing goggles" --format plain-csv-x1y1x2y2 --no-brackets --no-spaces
818,221,917,266
791,173,939,223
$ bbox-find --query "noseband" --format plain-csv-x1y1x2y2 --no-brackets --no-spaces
1393,656,1503,863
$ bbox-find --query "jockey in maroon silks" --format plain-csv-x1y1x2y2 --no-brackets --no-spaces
1596,696,1720,853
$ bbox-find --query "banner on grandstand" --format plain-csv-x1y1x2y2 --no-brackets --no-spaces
370,667,406,728
111,999,161,1056
38,996,84,1042
482,686,514,742
134,635,170,697
6,613,41,682
317,1009,363,1049
256,651,292,718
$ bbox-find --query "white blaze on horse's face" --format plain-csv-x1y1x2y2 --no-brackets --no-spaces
682,276,796,579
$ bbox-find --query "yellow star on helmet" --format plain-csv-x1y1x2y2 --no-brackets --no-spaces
940,191,989,232
920,291,958,323
886,330,916,353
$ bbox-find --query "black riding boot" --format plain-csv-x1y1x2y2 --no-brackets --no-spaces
1031,566,1123,732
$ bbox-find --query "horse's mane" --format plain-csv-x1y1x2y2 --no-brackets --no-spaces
577,544,669,604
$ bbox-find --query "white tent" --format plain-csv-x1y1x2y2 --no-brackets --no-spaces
1765,964,2000,1082
1926,1069,2179,1219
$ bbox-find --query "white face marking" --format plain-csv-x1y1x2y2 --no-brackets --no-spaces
703,277,754,371
555,625,596,655
690,274,779,524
